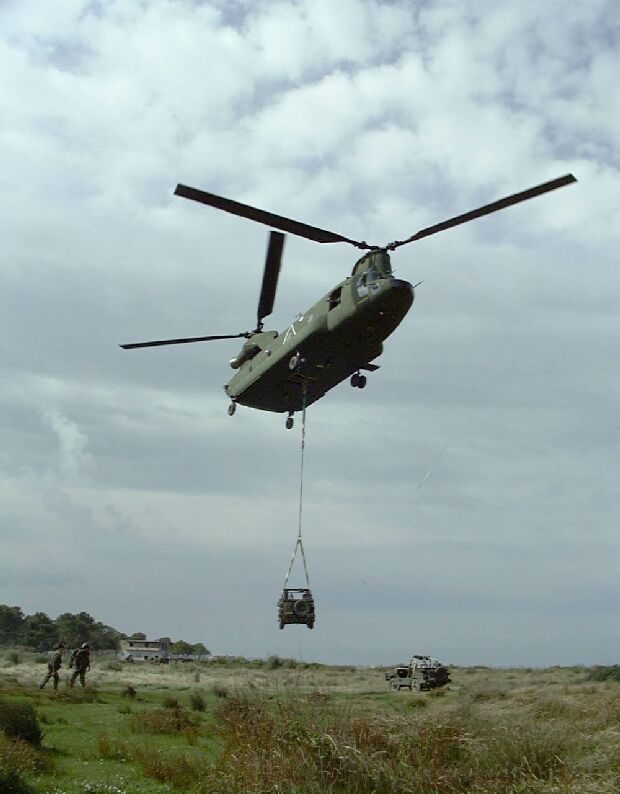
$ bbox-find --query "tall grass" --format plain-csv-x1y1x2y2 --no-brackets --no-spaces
187,693,582,794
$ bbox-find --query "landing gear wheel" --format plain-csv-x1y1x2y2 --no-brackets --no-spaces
279,621,285,630
357,375,367,389
227,402,236,416
288,354,300,371
286,414,294,430
307,621,314,630
350,372,360,388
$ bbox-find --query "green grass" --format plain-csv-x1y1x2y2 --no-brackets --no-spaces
1,660,620,792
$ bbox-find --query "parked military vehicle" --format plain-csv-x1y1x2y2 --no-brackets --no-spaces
386,655,450,691
278,587,315,629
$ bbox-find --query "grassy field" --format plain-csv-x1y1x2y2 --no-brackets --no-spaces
1,652,620,793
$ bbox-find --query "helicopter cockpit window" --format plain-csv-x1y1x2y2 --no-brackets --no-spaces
329,287,342,310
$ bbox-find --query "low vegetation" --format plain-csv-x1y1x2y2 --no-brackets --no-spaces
0,655,620,792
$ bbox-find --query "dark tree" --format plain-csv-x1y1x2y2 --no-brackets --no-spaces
23,612,59,651
54,611,97,648
0,605,25,646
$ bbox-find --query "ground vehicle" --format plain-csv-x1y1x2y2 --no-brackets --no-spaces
386,655,450,691
277,588,315,629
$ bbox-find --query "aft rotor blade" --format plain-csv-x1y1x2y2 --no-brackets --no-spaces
175,183,370,249
257,231,285,327
120,333,248,350
386,174,577,251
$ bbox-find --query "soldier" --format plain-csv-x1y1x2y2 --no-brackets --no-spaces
40,642,65,690
69,642,91,688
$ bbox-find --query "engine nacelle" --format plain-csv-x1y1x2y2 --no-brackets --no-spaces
229,330,278,369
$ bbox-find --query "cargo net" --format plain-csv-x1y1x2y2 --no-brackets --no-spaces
278,379,315,629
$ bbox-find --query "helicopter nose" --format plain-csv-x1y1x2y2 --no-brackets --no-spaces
389,278,413,294
389,278,415,306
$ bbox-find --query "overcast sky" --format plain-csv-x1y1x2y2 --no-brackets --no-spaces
1,0,619,667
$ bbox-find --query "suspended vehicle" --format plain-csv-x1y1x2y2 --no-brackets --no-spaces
121,174,576,429
277,588,315,630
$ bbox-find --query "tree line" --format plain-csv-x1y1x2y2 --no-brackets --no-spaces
0,605,209,655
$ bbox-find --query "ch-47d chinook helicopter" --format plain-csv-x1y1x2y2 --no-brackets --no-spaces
121,174,576,429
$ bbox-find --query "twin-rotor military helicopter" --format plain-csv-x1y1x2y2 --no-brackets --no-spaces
121,174,576,429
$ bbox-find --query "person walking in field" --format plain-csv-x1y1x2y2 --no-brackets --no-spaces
69,642,91,688
39,642,65,690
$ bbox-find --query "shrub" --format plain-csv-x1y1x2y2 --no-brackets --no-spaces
0,733,50,794
130,707,198,735
6,653,19,667
163,696,179,709
189,692,206,712
121,685,136,699
0,767,31,794
266,655,282,670
588,665,620,682
133,744,201,789
211,684,228,699
97,734,133,762
0,702,42,747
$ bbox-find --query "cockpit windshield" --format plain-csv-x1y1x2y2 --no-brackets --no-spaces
351,250,392,279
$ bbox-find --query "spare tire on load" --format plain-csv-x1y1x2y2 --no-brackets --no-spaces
293,600,309,617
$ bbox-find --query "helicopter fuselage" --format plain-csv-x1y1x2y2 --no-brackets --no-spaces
225,250,414,414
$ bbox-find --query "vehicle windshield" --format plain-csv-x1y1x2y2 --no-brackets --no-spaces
351,250,392,278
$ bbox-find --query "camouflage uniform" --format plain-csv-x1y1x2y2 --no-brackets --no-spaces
40,644,64,690
69,645,91,688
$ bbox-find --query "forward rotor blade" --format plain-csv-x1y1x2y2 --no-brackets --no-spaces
386,174,577,251
257,231,285,327
120,333,248,350
175,183,370,249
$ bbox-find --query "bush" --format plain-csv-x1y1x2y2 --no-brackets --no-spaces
121,685,136,699
189,692,206,712
0,734,40,794
588,665,620,682
130,707,199,735
162,696,179,709
211,684,228,699
0,702,42,747
266,655,282,670
6,653,19,667
134,744,201,789
0,767,31,794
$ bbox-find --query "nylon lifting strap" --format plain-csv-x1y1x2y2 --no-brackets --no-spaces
283,378,311,589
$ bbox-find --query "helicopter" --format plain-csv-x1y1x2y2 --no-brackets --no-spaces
121,173,576,429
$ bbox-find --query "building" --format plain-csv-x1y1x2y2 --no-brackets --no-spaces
118,636,171,662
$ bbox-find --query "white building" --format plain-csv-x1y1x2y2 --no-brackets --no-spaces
118,636,171,662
